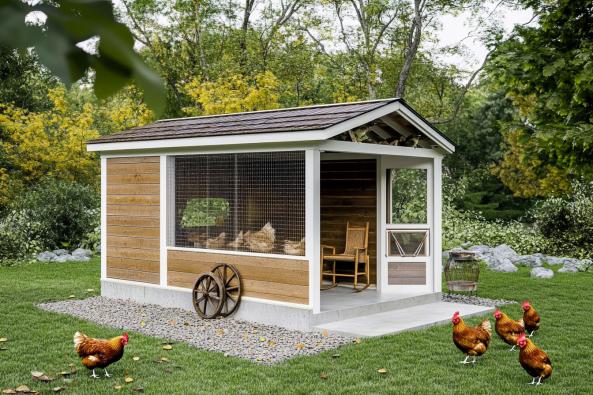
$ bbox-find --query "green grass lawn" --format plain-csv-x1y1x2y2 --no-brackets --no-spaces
1,258,592,394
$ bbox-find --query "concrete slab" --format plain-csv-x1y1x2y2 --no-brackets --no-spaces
313,302,494,338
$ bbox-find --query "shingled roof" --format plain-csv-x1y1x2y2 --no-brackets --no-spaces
87,98,454,147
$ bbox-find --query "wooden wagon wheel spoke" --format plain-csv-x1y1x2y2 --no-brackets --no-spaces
194,295,205,304
211,264,242,317
192,272,225,319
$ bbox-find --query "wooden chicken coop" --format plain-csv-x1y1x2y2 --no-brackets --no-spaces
87,98,455,331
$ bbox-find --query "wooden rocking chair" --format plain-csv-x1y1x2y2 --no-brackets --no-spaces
320,222,370,292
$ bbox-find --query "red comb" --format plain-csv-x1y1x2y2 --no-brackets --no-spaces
494,309,500,315
453,311,460,317
518,332,526,342
522,301,530,307
123,333,128,341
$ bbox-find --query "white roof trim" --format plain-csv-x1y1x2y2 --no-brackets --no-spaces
87,101,454,154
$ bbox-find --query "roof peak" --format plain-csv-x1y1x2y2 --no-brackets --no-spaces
156,97,402,123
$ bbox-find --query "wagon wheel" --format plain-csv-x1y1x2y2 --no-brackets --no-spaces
212,264,242,317
192,272,225,319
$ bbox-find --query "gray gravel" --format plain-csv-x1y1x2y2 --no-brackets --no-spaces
441,293,517,307
37,296,357,364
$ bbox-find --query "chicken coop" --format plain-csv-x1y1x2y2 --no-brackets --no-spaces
87,98,455,331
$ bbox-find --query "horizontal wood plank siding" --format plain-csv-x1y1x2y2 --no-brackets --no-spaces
320,160,377,284
167,249,309,304
388,262,426,285
106,157,160,284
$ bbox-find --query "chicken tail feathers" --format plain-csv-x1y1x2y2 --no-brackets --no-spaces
480,319,492,336
517,318,525,329
74,332,92,355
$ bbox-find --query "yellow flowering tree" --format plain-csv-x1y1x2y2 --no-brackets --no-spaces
182,72,280,116
0,87,153,207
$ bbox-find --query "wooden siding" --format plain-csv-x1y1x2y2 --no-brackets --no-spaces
387,262,426,285
106,156,160,284
320,159,377,284
167,250,309,305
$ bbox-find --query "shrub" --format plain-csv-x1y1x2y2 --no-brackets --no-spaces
533,179,593,259
0,179,100,265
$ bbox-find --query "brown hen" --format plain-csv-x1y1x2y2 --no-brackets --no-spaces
522,301,540,337
452,311,491,364
74,332,128,378
494,309,525,351
518,333,552,385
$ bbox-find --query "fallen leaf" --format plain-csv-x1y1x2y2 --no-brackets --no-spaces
188,312,193,316
125,372,129,375
0,339,7,342
59,371,70,376
71,368,76,374
260,338,266,342
243,334,248,339
105,313,109,317
161,358,170,362
0,348,7,351
114,386,121,390
68,363,74,367
200,326,205,330
316,343,323,346
377,369,387,374
62,379,72,383
69,295,75,298
164,368,172,373
321,375,327,379
15,386,28,392
131,388,144,392
252,330,258,333
153,359,162,363
87,289,94,292
125,378,133,383
256,358,262,361
232,329,236,332
170,320,175,325
174,366,182,370
269,341,275,346
217,330,224,334
332,354,340,358
53,387,66,392
355,339,361,344
140,321,146,326
38,376,54,382
132,357,140,361
163,345,172,350
31,372,43,378
2,390,16,394
322,331,328,335
184,322,189,327
142,313,146,317
296,344,304,349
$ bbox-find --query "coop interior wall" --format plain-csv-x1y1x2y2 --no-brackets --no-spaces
320,159,377,285
105,156,161,284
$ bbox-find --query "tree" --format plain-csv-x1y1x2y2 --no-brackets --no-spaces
0,0,164,113
487,0,593,178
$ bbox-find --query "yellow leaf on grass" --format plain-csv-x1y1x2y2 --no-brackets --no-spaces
132,357,140,361
296,344,304,349
15,387,28,392
68,363,74,366
0,339,7,342
115,386,122,389
125,378,134,383
378,369,387,374
355,339,361,344
87,289,94,292
161,358,170,362
69,295,75,298
163,345,172,350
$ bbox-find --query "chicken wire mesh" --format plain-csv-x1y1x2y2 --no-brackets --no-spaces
387,230,429,257
167,151,306,256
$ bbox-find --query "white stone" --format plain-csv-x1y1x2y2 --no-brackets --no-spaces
53,255,70,263
52,249,69,256
546,256,567,266
490,244,518,260
509,255,543,267
491,258,518,272
37,251,57,262
96,244,102,253
72,248,93,257
558,259,579,273
469,245,492,254
530,267,554,278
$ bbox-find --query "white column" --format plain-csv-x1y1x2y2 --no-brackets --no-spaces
376,156,384,293
433,156,443,293
101,156,107,281
160,155,168,287
305,149,320,313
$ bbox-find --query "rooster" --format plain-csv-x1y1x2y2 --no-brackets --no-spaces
74,332,128,378
452,311,491,364
494,309,525,351
522,301,540,337
518,333,552,385
244,222,275,253
284,237,306,256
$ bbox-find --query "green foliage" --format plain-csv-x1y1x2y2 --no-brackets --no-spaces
0,0,164,114
0,179,100,265
532,179,593,259
390,169,427,224
180,198,230,227
487,0,593,178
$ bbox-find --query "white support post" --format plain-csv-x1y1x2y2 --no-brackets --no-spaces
305,149,320,313
100,156,107,281
160,155,168,287
376,156,384,293
433,156,443,292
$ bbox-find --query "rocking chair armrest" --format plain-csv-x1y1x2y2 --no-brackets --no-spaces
320,245,336,254
353,248,368,262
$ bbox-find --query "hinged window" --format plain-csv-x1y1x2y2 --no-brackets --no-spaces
387,230,429,257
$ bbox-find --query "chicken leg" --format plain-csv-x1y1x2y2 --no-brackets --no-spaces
528,377,543,385
472,356,477,363
90,369,100,379
104,369,112,378
529,331,534,337
460,355,471,364
508,345,516,352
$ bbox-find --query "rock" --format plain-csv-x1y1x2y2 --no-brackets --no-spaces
37,251,57,262
70,255,91,262
53,255,70,263
546,256,568,266
72,248,93,258
490,244,518,260
558,259,579,273
96,244,101,254
577,259,593,272
491,258,519,273
509,255,543,267
469,245,492,254
52,249,70,256
530,267,554,278
442,251,449,259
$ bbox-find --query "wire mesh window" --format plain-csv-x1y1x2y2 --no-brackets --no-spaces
387,230,429,257
167,151,306,256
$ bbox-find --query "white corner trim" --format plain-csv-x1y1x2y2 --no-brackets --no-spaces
305,149,321,314
159,155,167,287
101,156,107,280
316,140,442,158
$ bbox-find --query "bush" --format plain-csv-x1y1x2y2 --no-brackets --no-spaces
0,179,100,265
533,179,593,259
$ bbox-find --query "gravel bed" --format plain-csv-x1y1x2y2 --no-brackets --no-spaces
442,292,518,307
37,297,357,364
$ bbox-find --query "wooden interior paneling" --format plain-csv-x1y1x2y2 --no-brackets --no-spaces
388,262,426,285
106,157,160,284
320,159,377,284
167,250,309,305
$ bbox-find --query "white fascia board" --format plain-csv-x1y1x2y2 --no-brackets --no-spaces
87,102,402,153
315,140,443,158
395,106,455,153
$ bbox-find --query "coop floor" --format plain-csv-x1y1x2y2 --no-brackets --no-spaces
320,286,431,312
